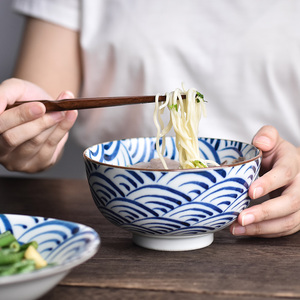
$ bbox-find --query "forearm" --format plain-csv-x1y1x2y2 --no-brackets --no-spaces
13,17,82,99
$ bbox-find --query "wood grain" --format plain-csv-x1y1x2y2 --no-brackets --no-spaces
2,177,300,300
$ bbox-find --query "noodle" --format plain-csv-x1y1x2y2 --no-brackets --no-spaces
153,86,219,170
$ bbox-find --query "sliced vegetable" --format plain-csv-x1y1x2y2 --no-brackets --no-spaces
192,160,207,168
0,231,16,247
195,91,206,103
168,104,178,111
24,245,47,269
0,231,48,276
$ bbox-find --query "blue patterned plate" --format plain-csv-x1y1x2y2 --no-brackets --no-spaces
84,137,261,251
0,214,100,300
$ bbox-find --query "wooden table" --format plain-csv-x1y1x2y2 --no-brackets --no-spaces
1,176,300,300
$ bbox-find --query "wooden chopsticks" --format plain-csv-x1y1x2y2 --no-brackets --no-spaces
7,95,171,112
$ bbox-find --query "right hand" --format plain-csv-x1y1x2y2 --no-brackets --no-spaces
0,78,78,173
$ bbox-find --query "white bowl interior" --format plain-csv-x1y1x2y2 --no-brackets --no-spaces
84,137,260,167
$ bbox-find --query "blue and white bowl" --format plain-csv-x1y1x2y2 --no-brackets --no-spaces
0,214,100,300
84,137,261,251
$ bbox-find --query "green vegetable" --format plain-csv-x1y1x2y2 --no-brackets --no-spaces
0,231,16,247
0,260,35,276
9,241,20,252
168,104,178,111
192,160,207,168
20,241,38,251
0,249,25,265
0,231,48,276
195,91,207,103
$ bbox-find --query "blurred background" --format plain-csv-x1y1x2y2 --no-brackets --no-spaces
0,0,85,178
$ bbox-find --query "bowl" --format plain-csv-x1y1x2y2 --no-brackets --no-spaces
84,137,261,251
0,214,100,300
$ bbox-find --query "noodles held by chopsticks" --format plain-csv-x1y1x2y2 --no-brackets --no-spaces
153,85,219,170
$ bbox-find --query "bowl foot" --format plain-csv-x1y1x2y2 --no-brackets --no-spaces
132,233,214,251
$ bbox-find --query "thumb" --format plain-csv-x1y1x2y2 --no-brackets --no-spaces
252,125,279,153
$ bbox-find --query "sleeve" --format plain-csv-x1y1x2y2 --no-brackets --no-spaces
12,0,80,31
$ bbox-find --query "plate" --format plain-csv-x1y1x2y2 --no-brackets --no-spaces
0,214,100,300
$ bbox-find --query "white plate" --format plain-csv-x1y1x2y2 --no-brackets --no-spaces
0,214,100,300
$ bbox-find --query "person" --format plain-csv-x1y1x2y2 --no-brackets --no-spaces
1,0,299,238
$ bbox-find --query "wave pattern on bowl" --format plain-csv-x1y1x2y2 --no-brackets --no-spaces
0,214,99,264
84,137,261,236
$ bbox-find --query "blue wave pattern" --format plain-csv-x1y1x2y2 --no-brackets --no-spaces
84,137,261,236
0,215,99,264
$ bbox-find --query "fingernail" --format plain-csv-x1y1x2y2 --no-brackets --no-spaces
232,225,246,235
49,111,65,121
64,91,74,98
254,136,271,147
29,104,44,117
253,187,263,199
242,214,255,226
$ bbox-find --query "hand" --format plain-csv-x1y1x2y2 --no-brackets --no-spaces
0,78,78,173
231,125,300,238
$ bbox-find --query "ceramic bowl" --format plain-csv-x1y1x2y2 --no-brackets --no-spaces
0,214,100,300
84,137,261,251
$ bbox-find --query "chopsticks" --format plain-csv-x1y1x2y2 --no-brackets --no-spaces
7,95,172,112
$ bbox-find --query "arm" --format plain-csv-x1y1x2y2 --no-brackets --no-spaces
14,17,82,98
0,17,81,173
231,125,300,237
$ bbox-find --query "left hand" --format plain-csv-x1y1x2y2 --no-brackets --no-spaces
230,125,300,238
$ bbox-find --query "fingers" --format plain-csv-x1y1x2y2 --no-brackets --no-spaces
37,110,78,163
11,110,78,173
0,78,56,156
249,160,298,201
230,124,300,238
231,213,300,238
0,102,45,133
1,109,78,173
249,125,299,199
252,125,279,153
0,78,52,112
0,83,78,172
0,78,26,113
0,108,66,156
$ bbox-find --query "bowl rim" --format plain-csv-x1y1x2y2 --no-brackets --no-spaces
83,136,262,171
0,214,100,286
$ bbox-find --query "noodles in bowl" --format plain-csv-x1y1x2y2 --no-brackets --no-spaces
83,86,262,251
84,137,261,251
